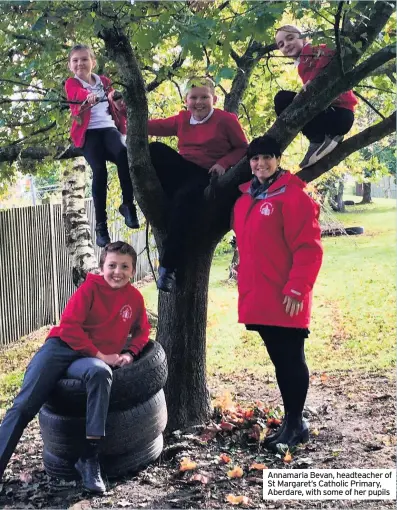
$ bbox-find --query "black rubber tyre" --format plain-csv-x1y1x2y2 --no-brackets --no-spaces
40,390,167,459
46,340,168,415
43,434,164,480
343,200,356,206
321,226,364,237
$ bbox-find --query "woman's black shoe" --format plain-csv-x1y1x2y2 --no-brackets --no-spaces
95,222,111,248
263,416,287,446
266,419,309,452
119,203,139,229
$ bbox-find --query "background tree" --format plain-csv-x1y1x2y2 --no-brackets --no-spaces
0,0,395,430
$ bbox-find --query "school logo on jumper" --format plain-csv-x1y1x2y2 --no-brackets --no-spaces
260,202,274,216
119,305,133,322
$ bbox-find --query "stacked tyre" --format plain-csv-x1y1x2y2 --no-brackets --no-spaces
39,340,168,479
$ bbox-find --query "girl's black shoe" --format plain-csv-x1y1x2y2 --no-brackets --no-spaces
119,203,139,229
95,222,111,248
266,419,309,452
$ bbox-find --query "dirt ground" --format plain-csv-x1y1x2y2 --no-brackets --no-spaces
0,371,395,510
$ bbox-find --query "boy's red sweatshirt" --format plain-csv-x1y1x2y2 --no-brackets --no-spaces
148,109,248,170
298,43,358,111
47,274,149,357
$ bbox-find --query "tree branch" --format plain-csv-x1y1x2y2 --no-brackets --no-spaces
297,111,396,183
146,50,185,93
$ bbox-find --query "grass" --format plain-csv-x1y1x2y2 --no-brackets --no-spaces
0,197,395,408
203,195,396,377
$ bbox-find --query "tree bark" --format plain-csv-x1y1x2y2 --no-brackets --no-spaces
361,182,372,204
62,159,99,287
158,249,214,430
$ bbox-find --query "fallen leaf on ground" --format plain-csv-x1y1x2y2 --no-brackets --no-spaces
69,501,92,510
226,494,250,505
227,466,244,478
219,453,231,464
189,473,209,484
249,424,261,441
283,450,292,463
312,428,320,436
220,421,235,431
118,501,132,508
179,457,197,471
249,462,267,471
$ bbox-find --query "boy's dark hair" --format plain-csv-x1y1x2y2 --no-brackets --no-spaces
68,44,96,62
247,136,282,160
99,241,137,270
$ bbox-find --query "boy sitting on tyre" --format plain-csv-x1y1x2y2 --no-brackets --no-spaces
0,241,149,494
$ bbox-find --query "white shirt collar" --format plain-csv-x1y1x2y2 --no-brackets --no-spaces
190,108,214,125
74,73,101,88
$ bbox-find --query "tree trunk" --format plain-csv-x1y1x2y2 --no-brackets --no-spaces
157,248,214,431
62,159,99,286
336,180,345,212
361,182,372,203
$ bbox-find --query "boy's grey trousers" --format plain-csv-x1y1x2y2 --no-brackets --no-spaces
0,337,113,479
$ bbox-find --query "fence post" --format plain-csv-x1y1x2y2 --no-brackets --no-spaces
49,202,60,323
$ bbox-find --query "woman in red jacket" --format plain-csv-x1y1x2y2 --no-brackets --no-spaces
65,44,139,247
274,25,358,169
233,135,323,451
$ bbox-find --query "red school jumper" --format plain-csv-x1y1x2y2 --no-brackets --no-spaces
47,274,150,357
298,43,358,111
65,76,127,148
148,109,248,169
233,172,323,329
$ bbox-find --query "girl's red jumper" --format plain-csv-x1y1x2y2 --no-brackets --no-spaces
47,274,150,357
233,171,323,329
65,76,127,148
298,43,358,111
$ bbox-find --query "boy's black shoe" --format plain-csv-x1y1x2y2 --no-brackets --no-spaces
95,222,111,248
157,266,176,293
119,203,140,229
266,419,309,452
75,455,106,494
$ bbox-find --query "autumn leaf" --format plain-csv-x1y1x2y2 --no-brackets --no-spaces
189,473,209,484
219,453,231,464
227,466,244,478
249,463,267,471
220,421,235,431
283,450,292,463
226,494,250,506
179,457,197,471
243,409,254,420
249,423,261,441
267,417,282,427
214,391,236,412
320,373,328,383
312,428,320,436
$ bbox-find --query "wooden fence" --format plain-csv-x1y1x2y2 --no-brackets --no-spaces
0,200,156,348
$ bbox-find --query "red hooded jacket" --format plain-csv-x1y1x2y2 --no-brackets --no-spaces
232,171,323,329
298,43,358,111
47,274,150,357
65,75,127,148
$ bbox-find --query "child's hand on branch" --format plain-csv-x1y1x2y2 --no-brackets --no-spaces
283,296,304,317
86,93,99,104
113,98,126,112
114,353,134,367
208,164,226,176
96,352,121,366
301,80,311,92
